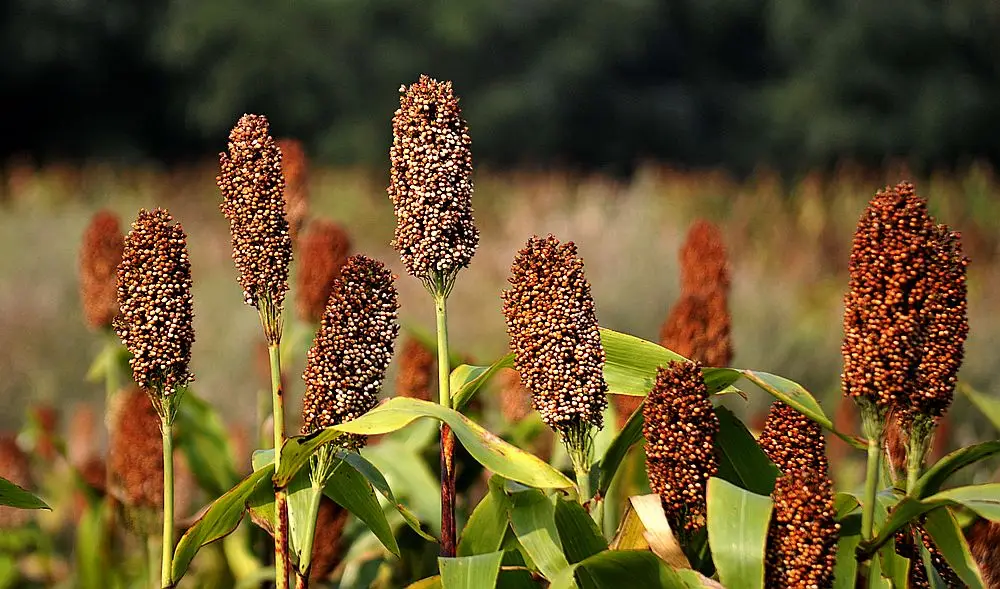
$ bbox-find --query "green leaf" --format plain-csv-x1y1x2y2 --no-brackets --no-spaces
172,464,274,580
832,514,862,589
878,539,908,588
962,384,1000,431
706,478,772,589
273,428,342,487
741,370,866,449
451,354,515,412
74,500,115,589
322,456,401,557
599,328,741,396
913,441,1000,499
713,407,780,496
507,489,570,580
286,469,322,569
439,551,505,589
549,550,703,589
0,476,48,510
333,397,573,489
341,449,436,541
175,389,240,496
834,492,861,520
595,400,645,497
458,483,510,557
609,494,690,570
922,507,985,588
554,497,608,563
363,440,442,535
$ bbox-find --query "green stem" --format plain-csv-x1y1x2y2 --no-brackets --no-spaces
861,437,881,541
160,417,175,588
434,293,458,557
268,343,290,589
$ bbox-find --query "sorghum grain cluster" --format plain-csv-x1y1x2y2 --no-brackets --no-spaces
765,472,839,588
295,220,352,324
757,401,829,476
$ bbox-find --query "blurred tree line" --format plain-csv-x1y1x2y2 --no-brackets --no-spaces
2,0,999,173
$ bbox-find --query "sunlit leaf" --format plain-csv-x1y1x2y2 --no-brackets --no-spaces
273,428,342,486
322,457,401,557
714,407,780,496
342,448,436,541
554,496,607,563
913,441,1000,499
439,551,504,589
363,440,442,535
596,401,645,497
507,489,570,580
610,494,690,570
451,354,515,411
458,482,510,557
922,507,985,588
832,513,861,589
706,478,772,589
549,550,707,589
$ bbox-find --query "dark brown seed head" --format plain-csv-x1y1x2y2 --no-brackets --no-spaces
388,75,479,289
502,235,608,439
301,255,399,438
679,220,730,299
643,361,718,536
395,337,435,401
842,182,967,419
757,401,829,477
276,137,309,240
109,388,163,509
967,519,1000,588
79,210,125,329
499,368,534,424
765,471,839,588
659,292,733,367
295,220,352,324
218,114,293,312
895,522,964,588
0,434,33,528
115,208,194,396
309,497,349,582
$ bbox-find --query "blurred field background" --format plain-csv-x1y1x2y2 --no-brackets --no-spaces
3,162,1000,458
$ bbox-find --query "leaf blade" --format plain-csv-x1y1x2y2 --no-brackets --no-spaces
706,478,772,589
439,551,505,589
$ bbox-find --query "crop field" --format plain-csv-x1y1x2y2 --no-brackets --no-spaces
1,76,1000,588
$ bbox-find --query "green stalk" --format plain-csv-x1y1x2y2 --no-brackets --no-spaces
860,408,883,543
268,343,290,589
160,416,175,588
905,417,932,496
434,292,458,557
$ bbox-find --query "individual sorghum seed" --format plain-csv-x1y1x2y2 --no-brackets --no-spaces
79,210,125,329
966,519,1000,588
0,434,33,528
309,496,349,582
765,471,839,588
678,220,730,300
114,208,194,395
757,401,829,477
502,235,608,436
295,219,352,324
643,361,718,536
109,387,164,509
499,368,534,424
301,255,399,439
388,75,479,288
659,292,732,367
395,337,435,401
277,137,309,240
218,114,293,311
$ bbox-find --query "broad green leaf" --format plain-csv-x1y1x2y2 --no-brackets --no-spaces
364,440,442,535
832,514,861,589
333,397,573,488
287,470,322,569
596,400,645,496
273,428,342,486
507,489,570,580
599,328,741,396
439,551,504,589
175,389,240,496
554,497,608,563
458,485,510,556
172,464,274,580
922,507,985,588
706,478,772,589
322,457,401,557
341,449,435,541
741,370,866,449
866,552,891,589
913,441,1000,499
609,494,690,570
549,550,705,589
0,476,48,510
406,576,444,589
962,384,1000,431
713,407,780,496
878,539,908,588
451,354,515,411
834,492,861,520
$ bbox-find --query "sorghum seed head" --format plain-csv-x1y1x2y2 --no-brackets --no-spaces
114,208,194,395
659,292,733,367
79,210,125,329
499,368,534,424
295,220,352,324
0,434,33,528
395,337,435,401
502,235,608,439
109,388,163,509
679,220,730,299
309,497,349,582
643,361,719,536
765,471,839,589
895,523,963,588
842,182,967,420
966,519,1000,588
276,137,309,240
302,255,399,439
218,114,293,312
388,75,479,290
757,401,829,477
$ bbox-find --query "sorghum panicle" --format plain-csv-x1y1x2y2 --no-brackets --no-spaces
114,208,194,397
395,337,435,401
79,210,125,329
218,114,293,316
765,472,839,588
301,255,399,438
659,293,732,367
643,361,718,536
757,401,830,477
109,387,163,509
295,220,352,324
895,523,963,588
388,75,479,291
499,368,533,424
679,220,730,299
967,519,1000,588
0,435,32,528
502,235,608,438
276,137,309,240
